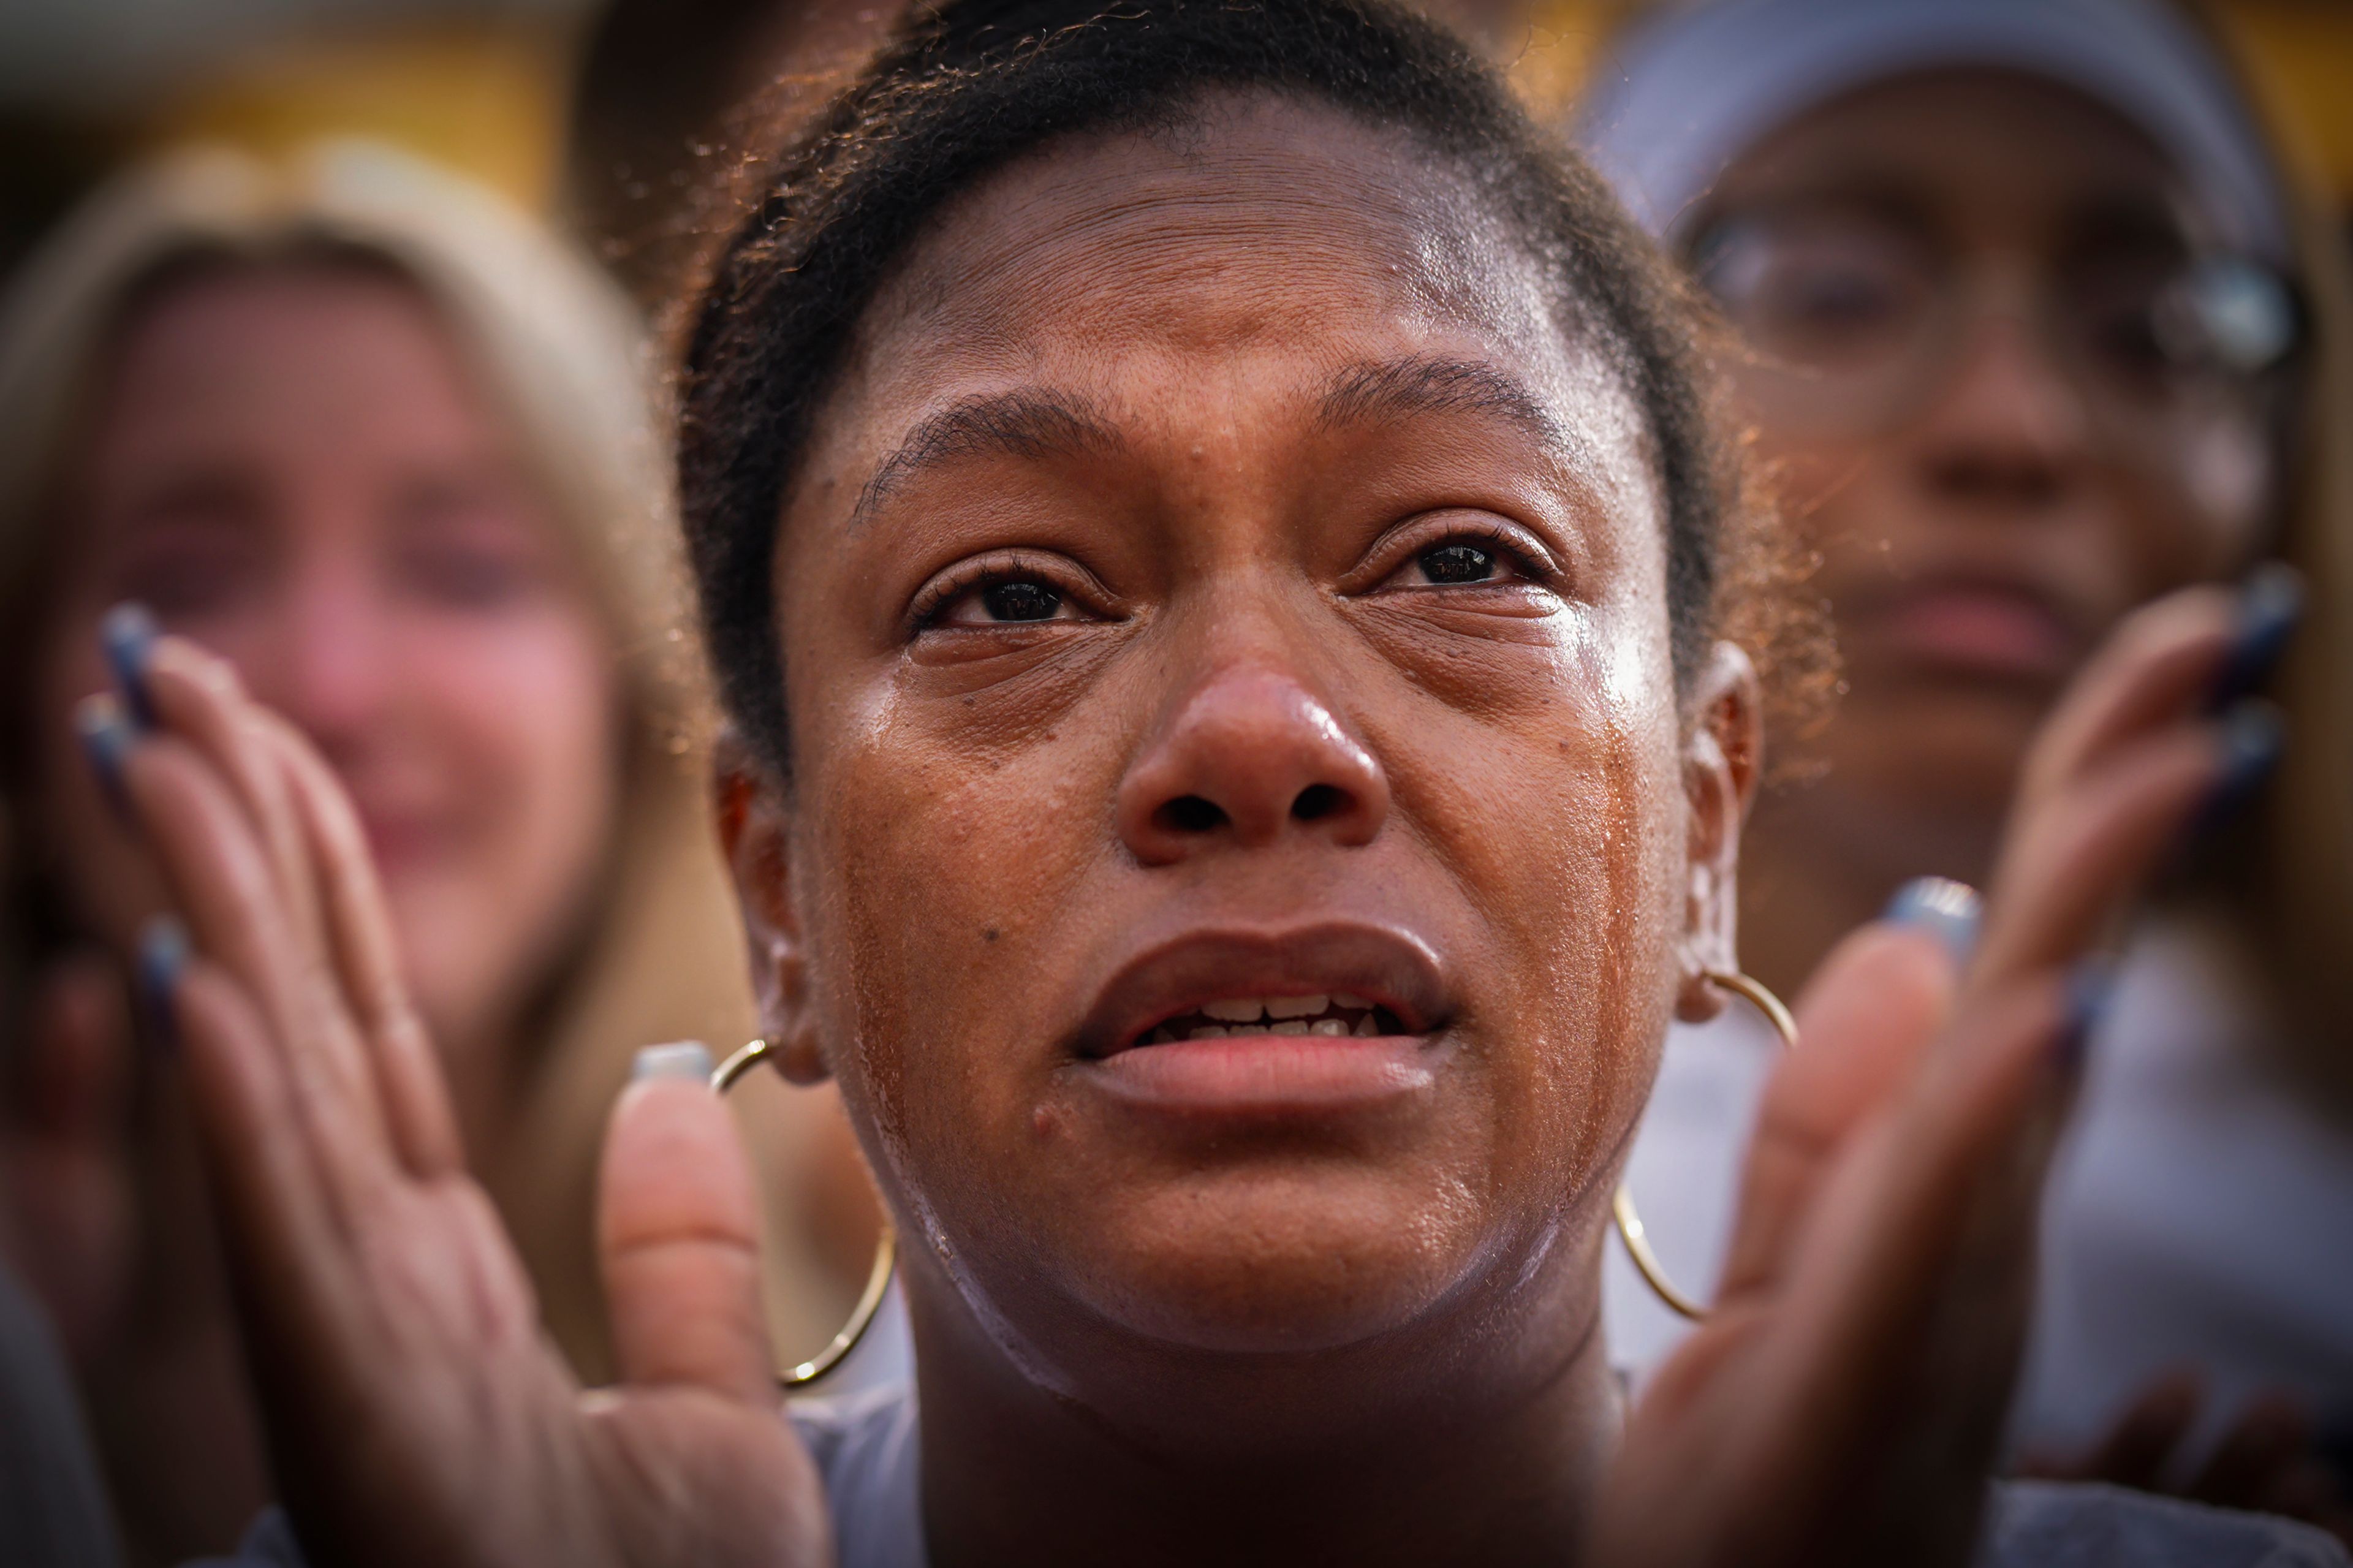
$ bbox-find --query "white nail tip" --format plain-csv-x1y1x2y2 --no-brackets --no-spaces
632,1041,713,1083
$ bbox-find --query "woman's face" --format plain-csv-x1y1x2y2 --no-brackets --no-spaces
736,96,1752,1411
1705,72,2275,836
36,267,621,1063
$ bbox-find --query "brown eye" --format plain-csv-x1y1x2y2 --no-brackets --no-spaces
982,580,1062,621
1417,543,1496,584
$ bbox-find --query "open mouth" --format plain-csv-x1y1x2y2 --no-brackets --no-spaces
1137,993,1406,1045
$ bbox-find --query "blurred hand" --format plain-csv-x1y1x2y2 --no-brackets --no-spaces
0,953,135,1362
95,633,831,1568
2020,1375,2353,1548
1595,587,2265,1567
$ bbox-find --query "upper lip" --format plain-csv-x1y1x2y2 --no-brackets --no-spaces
1075,922,1452,1058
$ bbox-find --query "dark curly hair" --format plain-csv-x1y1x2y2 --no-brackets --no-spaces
676,0,1816,781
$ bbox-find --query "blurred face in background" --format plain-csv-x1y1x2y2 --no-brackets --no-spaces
1697,70,2284,857
31,264,623,1078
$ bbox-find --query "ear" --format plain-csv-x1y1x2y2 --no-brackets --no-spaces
712,727,828,1085
1675,641,1764,1025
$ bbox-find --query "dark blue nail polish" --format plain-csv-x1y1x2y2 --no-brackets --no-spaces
2055,959,2115,1074
75,696,134,816
1883,876,1982,967
2207,563,2303,714
100,603,159,731
2188,699,2286,844
135,917,189,1051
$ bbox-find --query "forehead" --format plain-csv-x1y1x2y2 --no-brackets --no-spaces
100,267,478,447
1713,69,2202,246
818,91,1644,479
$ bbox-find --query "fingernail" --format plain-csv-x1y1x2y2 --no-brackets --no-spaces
1882,876,1982,966
100,603,159,731
632,1041,713,1084
2189,699,2286,844
75,694,134,816
136,916,189,1051
2207,563,2303,713
2055,958,2115,1074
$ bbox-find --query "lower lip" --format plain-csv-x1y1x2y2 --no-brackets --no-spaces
1877,593,2074,681
1081,1034,1437,1118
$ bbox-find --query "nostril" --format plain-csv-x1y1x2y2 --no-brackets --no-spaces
1291,783,1346,822
1156,795,1228,835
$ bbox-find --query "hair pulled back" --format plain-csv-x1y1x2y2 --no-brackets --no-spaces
677,0,1780,780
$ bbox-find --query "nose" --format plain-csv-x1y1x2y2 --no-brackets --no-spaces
1915,309,2091,509
1116,664,1390,866
254,564,395,758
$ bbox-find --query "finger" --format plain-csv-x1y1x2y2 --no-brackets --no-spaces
2013,588,2234,811
1972,721,2226,989
1716,922,1958,1300
2018,1372,2202,1488
1757,975,2073,1444
254,713,463,1178
139,637,327,964
2191,1392,2311,1509
116,731,393,1172
600,1047,778,1407
154,937,366,1350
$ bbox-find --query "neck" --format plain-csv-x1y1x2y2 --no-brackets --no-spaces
1738,779,2002,998
906,1230,1624,1568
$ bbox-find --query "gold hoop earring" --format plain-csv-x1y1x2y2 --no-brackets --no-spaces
711,1037,898,1388
1612,969,1797,1322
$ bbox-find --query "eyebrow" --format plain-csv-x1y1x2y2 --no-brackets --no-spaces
852,390,1121,527
1316,355,1574,458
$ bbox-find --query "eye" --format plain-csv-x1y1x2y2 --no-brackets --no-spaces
1377,528,1542,592
979,579,1063,621
914,553,1101,632
1415,542,1501,585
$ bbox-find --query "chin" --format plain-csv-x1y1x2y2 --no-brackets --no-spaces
1058,1164,1482,1355
1841,684,2045,817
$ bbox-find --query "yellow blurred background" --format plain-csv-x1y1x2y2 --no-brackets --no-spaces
4,0,2350,280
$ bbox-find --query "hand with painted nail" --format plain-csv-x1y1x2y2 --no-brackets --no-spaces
2018,1373,2353,1548
1594,585,2272,1568
85,628,830,1568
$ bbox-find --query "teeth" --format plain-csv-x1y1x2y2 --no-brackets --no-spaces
1151,1026,1176,1044
1264,994,1328,1019
1333,991,1370,1009
1354,1015,1379,1036
1203,998,1265,1023
1188,1025,1229,1040
1228,1024,1270,1037
1310,1018,1346,1036
1268,1020,1308,1036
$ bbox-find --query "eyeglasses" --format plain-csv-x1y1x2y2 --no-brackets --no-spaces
1687,206,2300,468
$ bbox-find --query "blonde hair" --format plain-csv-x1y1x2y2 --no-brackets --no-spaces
0,142,855,1377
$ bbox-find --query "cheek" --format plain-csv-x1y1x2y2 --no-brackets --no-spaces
1368,600,1686,1193
381,606,621,1021
803,706,1113,1182
404,607,618,811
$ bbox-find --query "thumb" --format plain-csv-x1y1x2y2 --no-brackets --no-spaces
598,1043,778,1406
1715,918,1962,1300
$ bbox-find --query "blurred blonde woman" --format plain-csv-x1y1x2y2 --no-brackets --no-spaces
0,142,882,1565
